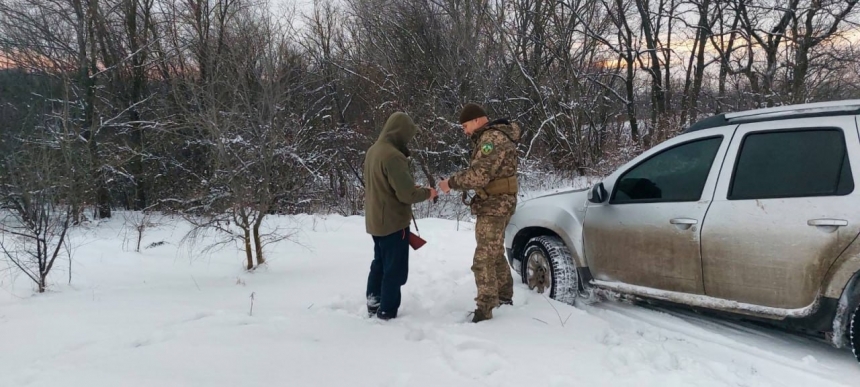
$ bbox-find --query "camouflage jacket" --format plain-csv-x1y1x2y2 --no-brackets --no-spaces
449,119,521,216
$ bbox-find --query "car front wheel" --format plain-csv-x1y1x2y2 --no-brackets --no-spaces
521,236,578,305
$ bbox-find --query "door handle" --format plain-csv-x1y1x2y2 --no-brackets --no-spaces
808,219,848,227
670,218,699,225
670,218,698,230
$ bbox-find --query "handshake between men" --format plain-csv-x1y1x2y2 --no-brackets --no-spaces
363,103,521,323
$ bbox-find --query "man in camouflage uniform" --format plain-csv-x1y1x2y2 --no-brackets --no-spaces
440,103,520,323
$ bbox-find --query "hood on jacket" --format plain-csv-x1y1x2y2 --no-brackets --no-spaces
377,112,417,157
472,118,521,143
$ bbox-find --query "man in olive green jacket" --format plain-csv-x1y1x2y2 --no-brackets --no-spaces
364,112,438,320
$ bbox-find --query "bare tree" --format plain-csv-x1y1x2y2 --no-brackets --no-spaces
177,5,319,270
0,92,85,292
679,0,715,125
633,0,669,144
786,0,859,103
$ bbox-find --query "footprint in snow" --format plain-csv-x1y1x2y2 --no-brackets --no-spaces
184,311,213,323
127,329,174,349
636,328,669,343
598,329,623,347
65,340,94,353
405,326,427,342
130,338,152,348
318,295,368,318
604,338,685,375
432,331,509,379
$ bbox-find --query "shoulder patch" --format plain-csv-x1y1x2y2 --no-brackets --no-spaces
480,142,494,155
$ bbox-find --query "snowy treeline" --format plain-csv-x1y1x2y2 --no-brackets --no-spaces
0,0,859,278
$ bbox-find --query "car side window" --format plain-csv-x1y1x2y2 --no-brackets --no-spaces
611,137,723,204
729,129,854,200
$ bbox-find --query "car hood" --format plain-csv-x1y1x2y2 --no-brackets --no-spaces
533,187,589,199
513,187,591,225
519,187,590,208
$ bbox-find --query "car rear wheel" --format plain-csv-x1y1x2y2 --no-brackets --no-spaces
521,236,578,305
851,303,860,362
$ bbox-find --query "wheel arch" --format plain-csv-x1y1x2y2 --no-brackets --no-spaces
507,204,586,270
831,270,860,348
823,237,860,299
511,225,583,274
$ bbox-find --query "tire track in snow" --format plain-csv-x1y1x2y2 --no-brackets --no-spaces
584,301,854,386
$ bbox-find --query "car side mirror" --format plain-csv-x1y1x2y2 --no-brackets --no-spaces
588,182,608,204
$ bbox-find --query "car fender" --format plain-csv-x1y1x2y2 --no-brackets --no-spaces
817,234,860,347
505,190,589,268
822,234,860,300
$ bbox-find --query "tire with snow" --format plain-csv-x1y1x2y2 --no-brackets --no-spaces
851,303,860,363
521,236,578,305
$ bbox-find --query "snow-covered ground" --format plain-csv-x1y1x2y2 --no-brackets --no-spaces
2,213,860,387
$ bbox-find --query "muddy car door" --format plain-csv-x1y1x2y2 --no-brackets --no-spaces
701,116,860,309
582,127,735,294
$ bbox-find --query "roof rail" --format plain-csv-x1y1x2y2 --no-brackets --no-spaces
684,100,860,133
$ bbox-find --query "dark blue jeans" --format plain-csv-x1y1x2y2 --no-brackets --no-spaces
366,228,409,318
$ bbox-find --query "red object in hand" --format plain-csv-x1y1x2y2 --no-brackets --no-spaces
408,232,427,250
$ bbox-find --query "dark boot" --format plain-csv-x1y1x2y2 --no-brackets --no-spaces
470,307,493,323
377,310,396,321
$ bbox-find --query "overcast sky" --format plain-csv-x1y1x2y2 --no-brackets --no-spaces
269,0,336,30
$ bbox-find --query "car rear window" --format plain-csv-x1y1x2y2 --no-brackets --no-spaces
729,129,854,200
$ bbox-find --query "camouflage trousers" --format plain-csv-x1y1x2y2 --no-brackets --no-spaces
472,215,514,313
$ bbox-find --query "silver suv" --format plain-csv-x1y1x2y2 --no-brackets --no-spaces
504,100,860,361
